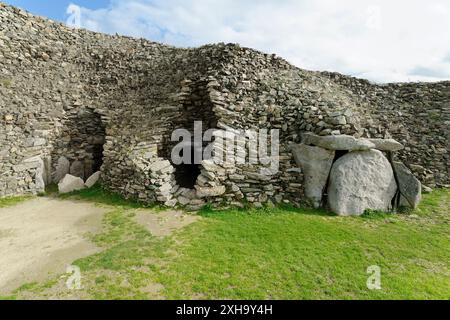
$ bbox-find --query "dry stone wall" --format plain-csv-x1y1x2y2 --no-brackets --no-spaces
0,3,448,209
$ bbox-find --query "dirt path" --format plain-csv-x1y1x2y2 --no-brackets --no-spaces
0,197,108,294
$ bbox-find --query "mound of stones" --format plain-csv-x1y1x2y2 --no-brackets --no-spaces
1,3,446,208
291,133,422,216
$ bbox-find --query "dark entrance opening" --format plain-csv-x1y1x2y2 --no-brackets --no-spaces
174,144,201,189
175,164,201,189
91,142,105,173
84,112,106,178
53,107,106,181
158,79,218,190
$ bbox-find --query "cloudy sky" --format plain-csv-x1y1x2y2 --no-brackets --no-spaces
5,0,450,83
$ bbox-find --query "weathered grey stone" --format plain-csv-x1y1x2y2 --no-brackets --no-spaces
149,160,172,173
177,196,191,206
393,162,422,209
58,174,85,194
0,148,9,159
32,138,46,146
53,156,70,183
246,172,272,182
165,199,178,207
195,186,226,198
13,164,31,172
34,166,46,191
43,156,52,186
177,188,197,199
422,185,433,194
70,161,85,180
185,199,206,211
302,133,375,151
331,116,347,125
85,171,101,188
328,150,397,216
368,139,404,152
291,144,335,208
202,159,223,172
24,156,47,191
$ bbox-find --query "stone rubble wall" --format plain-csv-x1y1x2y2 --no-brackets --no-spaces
0,3,448,208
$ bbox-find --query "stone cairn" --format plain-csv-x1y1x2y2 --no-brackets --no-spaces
0,3,448,214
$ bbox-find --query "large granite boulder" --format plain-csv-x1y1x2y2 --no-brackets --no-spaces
53,156,70,183
393,162,422,209
302,133,375,151
291,144,335,208
328,150,397,216
58,174,85,194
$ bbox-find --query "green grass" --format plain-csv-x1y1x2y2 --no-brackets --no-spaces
155,190,449,300
63,207,167,300
6,189,450,300
0,196,32,208
55,184,165,211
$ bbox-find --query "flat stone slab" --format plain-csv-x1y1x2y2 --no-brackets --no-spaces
195,186,226,198
393,162,422,209
24,156,46,191
302,133,375,151
53,156,70,183
85,171,101,188
368,139,404,152
302,133,404,152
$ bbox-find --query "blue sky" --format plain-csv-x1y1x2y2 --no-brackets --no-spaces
3,0,450,83
3,0,109,21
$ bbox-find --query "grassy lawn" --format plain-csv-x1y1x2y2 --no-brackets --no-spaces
0,196,32,208
3,187,449,300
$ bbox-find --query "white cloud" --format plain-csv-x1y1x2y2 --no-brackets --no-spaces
68,0,450,83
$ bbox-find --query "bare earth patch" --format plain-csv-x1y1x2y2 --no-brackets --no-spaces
0,197,108,294
134,210,199,237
